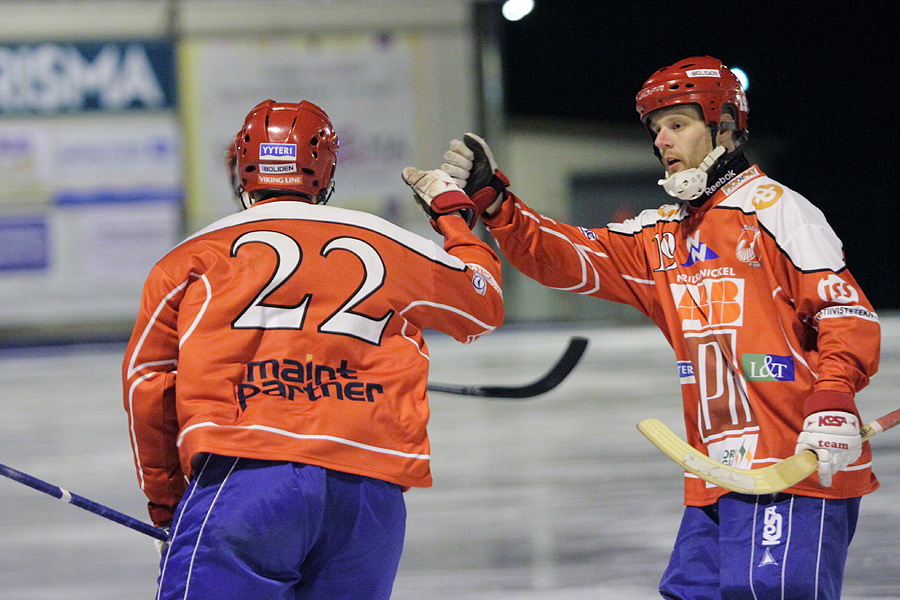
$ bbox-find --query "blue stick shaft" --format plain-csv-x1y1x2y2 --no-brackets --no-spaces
0,462,167,542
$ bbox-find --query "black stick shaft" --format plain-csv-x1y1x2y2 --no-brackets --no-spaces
427,336,589,398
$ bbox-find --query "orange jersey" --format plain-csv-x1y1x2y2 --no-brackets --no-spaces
123,199,503,513
485,165,880,506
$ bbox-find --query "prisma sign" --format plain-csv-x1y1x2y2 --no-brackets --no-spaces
0,40,176,114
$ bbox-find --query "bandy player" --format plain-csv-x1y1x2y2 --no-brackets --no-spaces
123,99,503,599
438,56,880,599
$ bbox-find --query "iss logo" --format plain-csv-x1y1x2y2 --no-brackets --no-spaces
817,274,859,304
259,143,297,160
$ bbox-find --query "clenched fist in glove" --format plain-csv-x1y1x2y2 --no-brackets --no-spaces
401,167,477,234
795,410,862,487
441,133,509,217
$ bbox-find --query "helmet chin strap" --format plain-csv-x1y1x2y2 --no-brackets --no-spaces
658,145,726,201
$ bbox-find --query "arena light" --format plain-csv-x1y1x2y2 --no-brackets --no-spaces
502,0,534,21
731,66,749,91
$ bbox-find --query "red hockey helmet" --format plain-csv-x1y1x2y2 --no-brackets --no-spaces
235,99,339,208
635,56,748,134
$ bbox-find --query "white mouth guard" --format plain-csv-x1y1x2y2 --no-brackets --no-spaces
658,146,726,201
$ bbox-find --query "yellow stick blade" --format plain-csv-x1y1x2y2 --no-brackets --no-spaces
637,418,817,495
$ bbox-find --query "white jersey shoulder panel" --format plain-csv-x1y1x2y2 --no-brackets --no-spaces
607,203,686,235
721,175,845,272
176,202,466,270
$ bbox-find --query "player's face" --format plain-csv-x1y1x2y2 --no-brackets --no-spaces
649,106,712,175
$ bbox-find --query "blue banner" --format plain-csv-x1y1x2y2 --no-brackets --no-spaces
0,39,176,115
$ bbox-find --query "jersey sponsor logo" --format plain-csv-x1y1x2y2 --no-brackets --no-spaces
471,273,487,295
676,267,736,284
741,353,795,381
681,233,719,267
259,175,304,185
672,277,744,330
677,360,696,384
578,226,599,241
466,263,501,297
816,305,878,322
735,225,761,266
687,68,720,78
704,169,736,197
817,274,859,304
657,205,679,218
722,165,760,196
750,183,783,210
259,163,297,174
237,356,384,408
708,433,757,470
259,143,297,160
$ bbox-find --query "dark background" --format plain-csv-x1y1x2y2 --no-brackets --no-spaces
500,2,895,310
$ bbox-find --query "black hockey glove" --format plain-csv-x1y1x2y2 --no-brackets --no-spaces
441,133,509,217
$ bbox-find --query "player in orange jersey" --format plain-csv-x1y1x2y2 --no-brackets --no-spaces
437,57,879,599
123,99,503,600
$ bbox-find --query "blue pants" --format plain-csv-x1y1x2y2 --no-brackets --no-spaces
659,493,860,600
157,455,407,600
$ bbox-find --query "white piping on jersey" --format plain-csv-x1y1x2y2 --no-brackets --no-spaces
770,286,817,380
400,322,430,360
400,300,497,343
175,422,432,461
621,274,657,285
516,199,659,293
126,277,189,379
128,371,163,491
179,201,466,272
179,274,212,348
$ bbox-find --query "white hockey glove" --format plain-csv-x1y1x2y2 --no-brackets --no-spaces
441,133,509,217
795,410,862,487
155,527,170,558
401,167,477,233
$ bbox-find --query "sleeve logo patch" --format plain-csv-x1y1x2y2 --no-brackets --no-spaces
817,274,858,304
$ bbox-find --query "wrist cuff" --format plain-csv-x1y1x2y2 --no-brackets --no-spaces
804,389,858,418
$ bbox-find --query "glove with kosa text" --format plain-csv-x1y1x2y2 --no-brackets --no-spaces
795,410,862,487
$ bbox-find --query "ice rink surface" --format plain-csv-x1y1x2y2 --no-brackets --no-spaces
1,317,898,599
